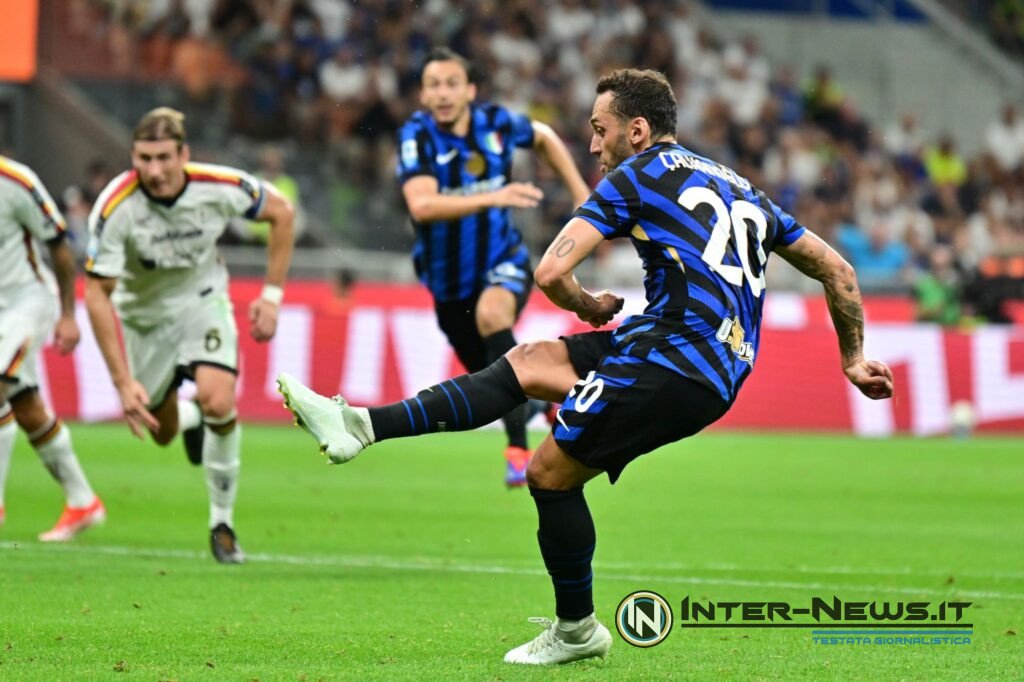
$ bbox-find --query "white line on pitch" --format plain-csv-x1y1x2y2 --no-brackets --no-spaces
592,559,1024,581
2,540,1022,602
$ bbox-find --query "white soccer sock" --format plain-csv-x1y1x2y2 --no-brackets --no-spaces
557,614,598,642
31,419,95,508
178,399,202,431
0,405,16,508
202,414,241,529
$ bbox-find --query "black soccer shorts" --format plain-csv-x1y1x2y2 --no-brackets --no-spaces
553,331,730,483
433,261,533,372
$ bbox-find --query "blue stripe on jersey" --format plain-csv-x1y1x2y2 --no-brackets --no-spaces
599,172,633,224
396,104,534,302
576,141,809,403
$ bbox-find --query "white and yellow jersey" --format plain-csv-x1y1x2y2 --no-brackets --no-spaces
0,155,64,308
86,162,266,327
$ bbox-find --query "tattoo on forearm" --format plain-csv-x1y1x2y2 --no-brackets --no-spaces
826,283,864,365
550,235,576,258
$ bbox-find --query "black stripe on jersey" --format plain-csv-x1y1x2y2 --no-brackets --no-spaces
415,129,434,176
686,267,740,321
467,117,491,289
661,332,733,398
632,328,729,400
442,141,464,300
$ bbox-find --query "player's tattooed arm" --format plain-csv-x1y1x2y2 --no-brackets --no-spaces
776,230,893,400
536,218,624,327
774,230,863,366
548,235,576,258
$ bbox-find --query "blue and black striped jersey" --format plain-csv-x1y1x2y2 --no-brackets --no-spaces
397,103,535,302
575,142,806,403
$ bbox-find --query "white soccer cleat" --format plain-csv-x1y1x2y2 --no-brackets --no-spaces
503,616,612,665
276,372,372,464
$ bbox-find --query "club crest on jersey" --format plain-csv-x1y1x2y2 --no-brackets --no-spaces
716,316,754,365
464,151,486,177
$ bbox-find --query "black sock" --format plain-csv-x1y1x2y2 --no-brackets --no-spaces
368,356,527,441
530,486,595,621
483,329,528,449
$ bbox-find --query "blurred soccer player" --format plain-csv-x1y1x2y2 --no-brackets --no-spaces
85,108,294,563
396,47,590,486
0,155,105,541
278,69,893,663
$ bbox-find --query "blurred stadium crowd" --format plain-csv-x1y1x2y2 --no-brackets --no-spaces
39,0,1024,323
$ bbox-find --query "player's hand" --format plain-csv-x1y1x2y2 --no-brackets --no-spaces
53,314,80,355
845,359,894,400
117,379,159,439
578,290,624,328
493,182,544,209
249,298,279,342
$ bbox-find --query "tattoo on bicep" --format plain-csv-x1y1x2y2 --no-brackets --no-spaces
550,235,576,257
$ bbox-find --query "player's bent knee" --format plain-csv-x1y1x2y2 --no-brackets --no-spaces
476,310,513,337
526,456,571,490
10,391,50,432
507,340,573,399
196,393,235,422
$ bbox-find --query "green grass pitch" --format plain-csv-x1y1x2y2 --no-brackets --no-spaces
0,424,1021,680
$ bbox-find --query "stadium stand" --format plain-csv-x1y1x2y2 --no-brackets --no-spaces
24,0,1024,323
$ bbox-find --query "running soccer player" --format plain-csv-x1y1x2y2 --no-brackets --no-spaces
85,108,294,563
278,69,893,663
0,155,105,541
397,47,590,486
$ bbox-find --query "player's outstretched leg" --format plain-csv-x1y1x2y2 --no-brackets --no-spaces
483,330,531,487
277,356,529,463
277,374,374,464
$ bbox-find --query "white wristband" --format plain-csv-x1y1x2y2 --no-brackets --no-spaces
260,284,284,305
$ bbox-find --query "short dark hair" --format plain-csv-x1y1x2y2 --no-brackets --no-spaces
420,46,474,83
133,107,186,147
596,69,677,139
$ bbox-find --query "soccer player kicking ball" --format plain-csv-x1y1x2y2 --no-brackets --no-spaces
397,48,591,486
0,155,105,541
85,108,294,563
279,70,893,663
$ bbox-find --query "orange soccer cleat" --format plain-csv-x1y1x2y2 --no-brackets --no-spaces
38,496,106,542
504,446,532,488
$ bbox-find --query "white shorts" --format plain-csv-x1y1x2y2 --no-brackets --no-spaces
0,285,58,398
122,292,238,408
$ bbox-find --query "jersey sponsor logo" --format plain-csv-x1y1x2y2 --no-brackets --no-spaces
439,174,506,197
716,316,754,365
435,148,459,165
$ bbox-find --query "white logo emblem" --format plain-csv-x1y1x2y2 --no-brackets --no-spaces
435,149,459,165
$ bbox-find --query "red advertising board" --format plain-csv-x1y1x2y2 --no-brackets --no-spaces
43,280,1024,435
